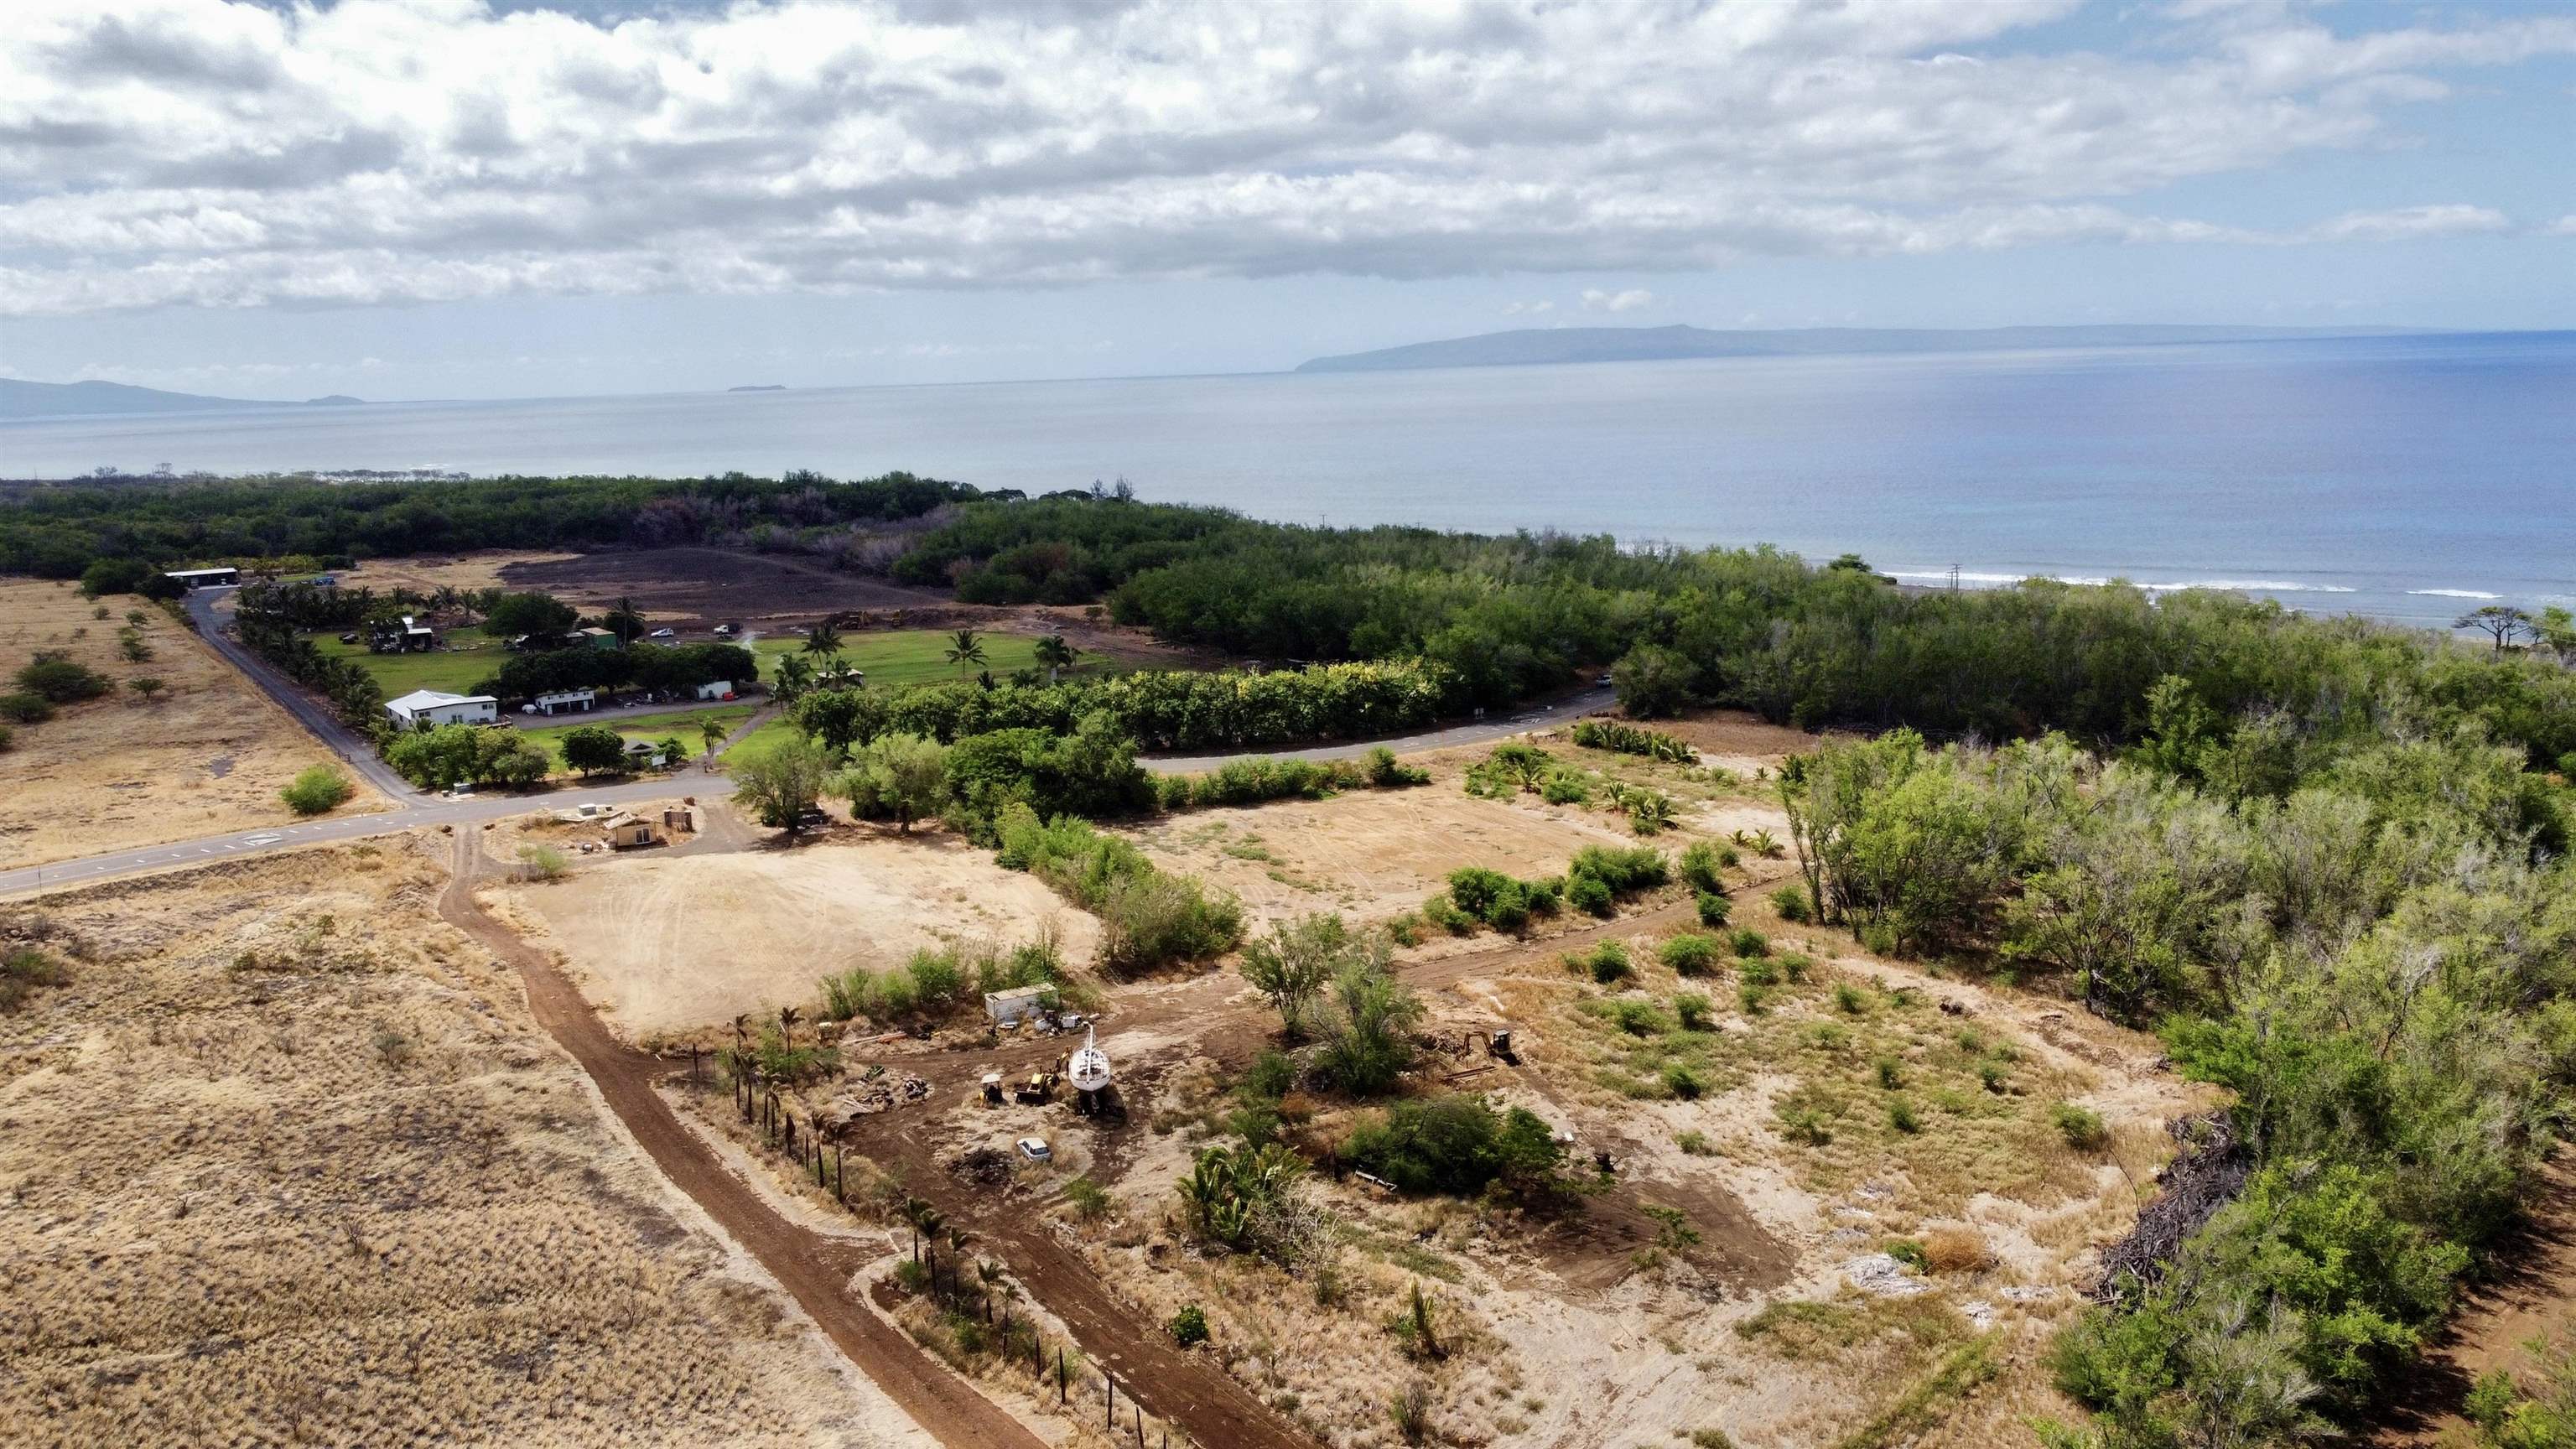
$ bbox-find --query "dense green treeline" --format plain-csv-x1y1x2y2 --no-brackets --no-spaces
1774,709,2575,1447
17,477,2573,772
786,659,1450,753
891,496,2576,767
0,470,972,576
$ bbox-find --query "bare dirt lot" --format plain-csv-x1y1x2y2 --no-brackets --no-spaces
0,839,928,1449
345,546,1203,667
1124,771,1647,931
490,826,1098,1039
0,577,388,869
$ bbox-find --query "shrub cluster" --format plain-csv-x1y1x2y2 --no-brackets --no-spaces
1571,718,1696,762
16,655,112,705
1,946,70,1015
1437,865,1563,933
1427,844,1670,932
1343,1095,1566,1199
994,806,1242,974
818,938,1067,1026
1462,740,1680,834
279,764,356,816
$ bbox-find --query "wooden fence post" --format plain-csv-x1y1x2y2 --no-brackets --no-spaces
1105,1376,1114,1428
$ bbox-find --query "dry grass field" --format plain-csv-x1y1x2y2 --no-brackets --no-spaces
0,577,388,869
1031,876,2196,1449
0,839,928,1449
491,828,1098,1039
1123,772,1644,932
680,717,2201,1449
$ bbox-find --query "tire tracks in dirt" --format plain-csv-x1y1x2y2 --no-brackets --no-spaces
437,828,1047,1449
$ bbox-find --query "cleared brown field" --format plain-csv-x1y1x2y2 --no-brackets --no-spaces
0,839,927,1449
1121,773,1644,931
0,577,387,868
491,828,1098,1039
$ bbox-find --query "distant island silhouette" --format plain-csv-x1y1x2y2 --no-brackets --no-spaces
0,378,371,419
1295,322,2428,374
728,384,788,392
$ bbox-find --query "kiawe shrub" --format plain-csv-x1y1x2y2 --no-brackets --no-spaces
279,764,355,816
994,804,1242,972
1659,931,1722,976
1680,839,1727,894
1363,745,1431,787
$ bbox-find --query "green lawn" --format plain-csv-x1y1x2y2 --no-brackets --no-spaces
719,714,802,767
515,706,756,772
749,629,1102,689
321,626,1103,702
310,625,508,697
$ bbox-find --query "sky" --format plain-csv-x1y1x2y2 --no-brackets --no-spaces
2,0,2572,401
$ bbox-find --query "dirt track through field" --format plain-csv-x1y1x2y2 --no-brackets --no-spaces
447,827,1321,1449
437,830,1046,1449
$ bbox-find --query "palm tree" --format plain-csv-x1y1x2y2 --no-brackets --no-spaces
802,620,844,657
607,594,645,645
772,653,813,700
700,716,729,761
944,627,987,676
1033,633,1077,683
778,1005,802,1046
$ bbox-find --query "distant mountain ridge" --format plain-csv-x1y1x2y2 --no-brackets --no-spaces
1294,323,2429,374
0,378,367,420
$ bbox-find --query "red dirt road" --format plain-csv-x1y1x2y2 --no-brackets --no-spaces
438,831,1046,1449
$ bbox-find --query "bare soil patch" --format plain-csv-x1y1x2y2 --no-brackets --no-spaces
333,548,581,595
1122,776,1641,930
0,577,389,868
366,546,1202,668
491,828,1098,1038
0,839,926,1449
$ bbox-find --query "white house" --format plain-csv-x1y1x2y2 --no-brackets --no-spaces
385,689,499,729
529,688,596,716
163,566,239,589
693,679,737,701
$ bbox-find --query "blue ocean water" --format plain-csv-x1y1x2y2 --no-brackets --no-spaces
5,332,2569,628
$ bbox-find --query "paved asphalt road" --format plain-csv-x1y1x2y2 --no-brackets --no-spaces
185,587,420,800
3,613,1616,898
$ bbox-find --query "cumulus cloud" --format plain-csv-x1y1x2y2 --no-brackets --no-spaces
0,0,2568,314
1582,288,1655,314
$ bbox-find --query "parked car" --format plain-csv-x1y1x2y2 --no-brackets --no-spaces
338,632,359,644
712,624,734,636
649,627,676,638
1015,1137,1052,1163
